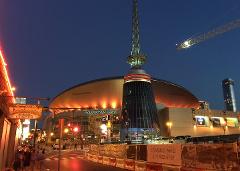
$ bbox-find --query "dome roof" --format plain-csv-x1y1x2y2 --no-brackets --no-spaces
49,76,199,111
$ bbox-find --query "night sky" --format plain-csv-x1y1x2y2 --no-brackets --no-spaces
0,0,240,110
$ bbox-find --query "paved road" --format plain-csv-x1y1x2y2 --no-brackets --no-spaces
41,151,127,171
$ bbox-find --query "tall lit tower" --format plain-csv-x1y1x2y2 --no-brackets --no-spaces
121,0,159,142
222,78,237,112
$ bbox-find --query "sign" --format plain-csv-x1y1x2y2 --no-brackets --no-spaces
195,116,209,126
8,104,42,119
196,117,205,126
83,109,118,115
147,144,182,166
226,118,238,127
211,117,226,127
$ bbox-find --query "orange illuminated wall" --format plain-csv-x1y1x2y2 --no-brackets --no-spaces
0,48,14,113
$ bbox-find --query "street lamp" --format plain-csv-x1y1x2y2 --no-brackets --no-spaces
50,132,54,136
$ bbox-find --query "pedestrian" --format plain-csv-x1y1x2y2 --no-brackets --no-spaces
80,138,84,150
30,150,37,171
37,150,45,170
23,148,31,171
74,143,77,150
13,154,20,171
18,150,25,171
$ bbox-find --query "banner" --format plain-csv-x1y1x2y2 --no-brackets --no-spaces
195,143,238,170
99,144,126,158
116,158,125,169
147,144,182,166
182,143,238,170
89,144,99,155
181,145,197,168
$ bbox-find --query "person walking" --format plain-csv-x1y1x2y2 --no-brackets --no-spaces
74,143,77,151
30,150,37,171
18,150,25,171
13,151,21,171
23,148,31,171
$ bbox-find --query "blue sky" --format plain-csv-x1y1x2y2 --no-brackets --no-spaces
0,0,240,110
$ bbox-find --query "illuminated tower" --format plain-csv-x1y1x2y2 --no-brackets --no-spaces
121,0,159,142
222,78,237,112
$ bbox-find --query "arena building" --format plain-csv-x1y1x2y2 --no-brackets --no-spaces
45,76,240,144
45,76,200,143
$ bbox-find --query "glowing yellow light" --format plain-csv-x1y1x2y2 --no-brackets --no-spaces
107,121,111,128
102,102,107,109
193,125,197,129
111,101,117,109
50,132,54,136
64,128,69,133
166,122,172,127
11,87,16,91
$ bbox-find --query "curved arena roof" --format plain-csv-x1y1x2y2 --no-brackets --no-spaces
49,76,199,111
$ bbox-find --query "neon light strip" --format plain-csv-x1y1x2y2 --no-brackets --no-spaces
0,49,14,97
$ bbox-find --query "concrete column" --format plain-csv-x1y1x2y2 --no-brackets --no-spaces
6,123,18,168
0,118,11,170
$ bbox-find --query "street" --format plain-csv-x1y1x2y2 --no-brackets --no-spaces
41,151,127,171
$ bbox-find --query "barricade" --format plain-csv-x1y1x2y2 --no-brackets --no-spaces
88,154,94,161
98,155,103,164
85,153,89,160
109,157,116,167
83,150,88,159
146,162,163,171
162,164,181,171
125,159,135,170
92,154,98,163
102,156,110,165
180,168,206,171
116,158,125,169
135,160,146,171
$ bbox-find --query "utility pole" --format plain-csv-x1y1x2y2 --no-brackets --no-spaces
58,119,64,171
33,100,41,150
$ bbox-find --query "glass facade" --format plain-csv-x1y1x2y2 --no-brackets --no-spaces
121,80,159,136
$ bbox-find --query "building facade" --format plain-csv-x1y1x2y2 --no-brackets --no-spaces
0,49,20,170
159,107,240,137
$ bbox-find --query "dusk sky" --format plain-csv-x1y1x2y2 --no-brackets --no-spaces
0,0,240,110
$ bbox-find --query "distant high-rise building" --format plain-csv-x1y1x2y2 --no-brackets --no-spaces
222,78,237,112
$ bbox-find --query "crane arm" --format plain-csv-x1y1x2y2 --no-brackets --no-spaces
177,19,240,50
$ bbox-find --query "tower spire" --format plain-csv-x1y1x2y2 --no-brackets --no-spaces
127,0,146,69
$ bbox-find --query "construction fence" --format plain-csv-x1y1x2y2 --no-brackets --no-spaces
85,143,240,171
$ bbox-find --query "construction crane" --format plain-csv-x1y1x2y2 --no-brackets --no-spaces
176,19,240,50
